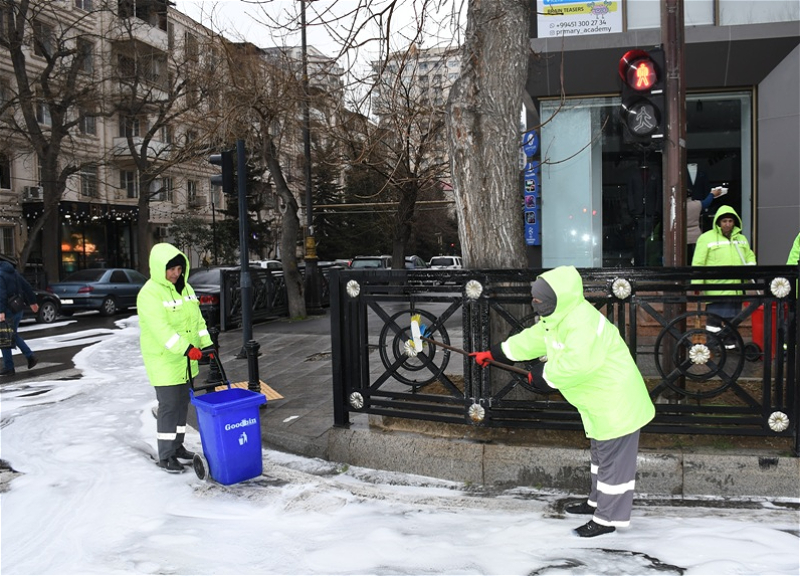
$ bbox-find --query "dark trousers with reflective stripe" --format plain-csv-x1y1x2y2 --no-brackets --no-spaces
155,383,190,461
587,429,641,528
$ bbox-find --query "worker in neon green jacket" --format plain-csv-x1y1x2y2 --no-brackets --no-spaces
691,205,756,347
470,265,654,538
138,243,213,474
788,232,800,266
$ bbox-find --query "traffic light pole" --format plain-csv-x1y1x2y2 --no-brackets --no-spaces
662,0,687,267
301,2,322,314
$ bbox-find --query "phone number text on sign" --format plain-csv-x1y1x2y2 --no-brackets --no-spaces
537,0,622,38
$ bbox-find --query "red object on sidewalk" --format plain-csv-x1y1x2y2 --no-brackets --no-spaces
750,302,783,360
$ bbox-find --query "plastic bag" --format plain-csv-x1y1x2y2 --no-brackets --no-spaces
0,321,14,349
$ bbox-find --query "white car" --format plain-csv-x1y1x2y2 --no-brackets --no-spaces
250,259,282,271
428,256,463,269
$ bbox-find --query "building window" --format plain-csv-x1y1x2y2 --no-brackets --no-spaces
33,21,54,58
187,180,198,203
80,165,98,198
79,113,96,135
185,32,198,63
36,100,52,126
120,170,138,199
119,115,142,137
0,153,10,190
75,0,93,11
160,124,173,144
0,227,14,258
77,39,94,74
155,177,173,202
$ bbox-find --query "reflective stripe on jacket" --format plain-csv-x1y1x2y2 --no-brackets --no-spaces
137,243,212,387
500,266,655,441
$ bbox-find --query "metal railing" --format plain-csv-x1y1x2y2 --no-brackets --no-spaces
331,266,800,455
218,262,342,330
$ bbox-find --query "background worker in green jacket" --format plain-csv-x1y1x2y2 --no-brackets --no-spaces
470,265,655,538
138,243,213,473
691,205,756,349
788,232,800,266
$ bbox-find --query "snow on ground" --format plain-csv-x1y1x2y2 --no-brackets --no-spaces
1,317,798,575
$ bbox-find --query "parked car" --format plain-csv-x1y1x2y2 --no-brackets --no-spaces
404,255,428,269
350,255,392,269
188,265,273,328
32,289,61,324
428,255,463,269
250,259,282,271
47,268,147,316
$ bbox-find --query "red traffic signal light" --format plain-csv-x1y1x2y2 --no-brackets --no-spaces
618,48,665,146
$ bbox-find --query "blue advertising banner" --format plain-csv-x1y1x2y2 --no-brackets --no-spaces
522,131,541,246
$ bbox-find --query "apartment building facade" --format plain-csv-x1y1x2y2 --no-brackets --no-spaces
0,0,224,281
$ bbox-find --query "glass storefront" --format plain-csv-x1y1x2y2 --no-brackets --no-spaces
539,91,752,268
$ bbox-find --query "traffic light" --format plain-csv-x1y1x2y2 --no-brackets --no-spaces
209,150,234,195
618,48,665,147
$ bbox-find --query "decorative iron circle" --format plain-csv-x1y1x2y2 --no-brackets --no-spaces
349,392,364,409
770,277,791,299
378,309,451,388
465,280,483,300
768,411,790,432
346,280,361,298
611,277,632,300
654,311,745,399
468,403,485,423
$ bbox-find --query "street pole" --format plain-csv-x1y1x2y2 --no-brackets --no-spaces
662,0,686,267
211,198,217,265
301,0,322,314
236,139,254,359
662,0,687,396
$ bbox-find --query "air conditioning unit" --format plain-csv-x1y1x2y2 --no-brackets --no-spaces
156,225,169,238
23,186,43,201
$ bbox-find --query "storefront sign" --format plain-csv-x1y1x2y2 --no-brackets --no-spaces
537,0,622,38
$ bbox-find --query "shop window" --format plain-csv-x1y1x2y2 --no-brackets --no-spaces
539,91,751,268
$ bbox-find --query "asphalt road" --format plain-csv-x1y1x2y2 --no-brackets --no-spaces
2,310,138,386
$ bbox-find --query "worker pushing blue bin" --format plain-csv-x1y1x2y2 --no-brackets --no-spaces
190,353,267,485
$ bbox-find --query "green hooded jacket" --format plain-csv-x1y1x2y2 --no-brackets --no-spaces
137,243,212,387
691,205,756,296
500,266,655,441
787,232,800,266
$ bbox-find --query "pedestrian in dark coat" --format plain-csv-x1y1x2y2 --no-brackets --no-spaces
0,260,39,376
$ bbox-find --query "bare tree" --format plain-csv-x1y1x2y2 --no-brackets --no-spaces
110,6,221,274
1,0,111,279
446,0,530,269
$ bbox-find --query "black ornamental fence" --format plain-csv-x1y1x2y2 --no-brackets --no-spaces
217,262,341,331
330,265,800,456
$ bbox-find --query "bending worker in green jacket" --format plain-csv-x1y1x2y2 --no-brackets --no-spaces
138,243,213,473
470,265,655,538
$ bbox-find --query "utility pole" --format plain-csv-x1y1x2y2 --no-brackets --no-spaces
662,0,687,266
301,1,322,313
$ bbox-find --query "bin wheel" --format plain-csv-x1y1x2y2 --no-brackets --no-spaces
193,453,210,481
744,342,762,362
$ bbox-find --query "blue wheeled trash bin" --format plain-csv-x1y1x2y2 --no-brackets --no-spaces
190,353,266,485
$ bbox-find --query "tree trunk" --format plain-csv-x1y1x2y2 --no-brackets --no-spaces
446,0,530,269
264,138,306,319
391,182,418,269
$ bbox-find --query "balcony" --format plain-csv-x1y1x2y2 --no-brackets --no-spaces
189,195,207,209
112,136,169,159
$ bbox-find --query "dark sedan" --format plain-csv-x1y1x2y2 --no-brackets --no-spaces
32,289,61,323
47,268,148,316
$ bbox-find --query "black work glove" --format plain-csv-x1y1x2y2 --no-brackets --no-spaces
528,362,554,393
